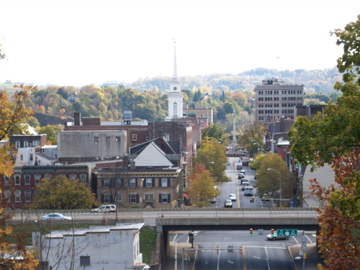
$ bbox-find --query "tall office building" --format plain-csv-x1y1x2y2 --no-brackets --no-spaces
254,78,304,124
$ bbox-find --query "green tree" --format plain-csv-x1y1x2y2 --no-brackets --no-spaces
201,124,225,142
38,124,63,145
187,164,220,208
254,153,294,204
195,137,230,183
288,15,360,269
31,175,98,209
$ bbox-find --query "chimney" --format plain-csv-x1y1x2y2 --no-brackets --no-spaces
74,112,81,126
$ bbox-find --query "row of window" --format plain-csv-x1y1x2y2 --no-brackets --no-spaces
257,90,303,95
2,189,31,203
257,103,301,109
14,140,40,148
4,173,88,186
102,193,171,204
101,177,171,188
258,109,294,114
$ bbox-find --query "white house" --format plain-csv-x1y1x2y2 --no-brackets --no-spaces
32,223,148,270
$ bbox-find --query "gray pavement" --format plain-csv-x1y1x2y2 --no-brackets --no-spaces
164,241,323,270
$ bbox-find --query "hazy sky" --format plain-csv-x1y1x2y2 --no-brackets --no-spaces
1,0,359,86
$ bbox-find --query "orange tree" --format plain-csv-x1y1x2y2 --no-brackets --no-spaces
288,15,360,269
0,85,38,269
187,164,220,208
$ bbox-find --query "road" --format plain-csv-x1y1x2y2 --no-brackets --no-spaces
169,230,318,270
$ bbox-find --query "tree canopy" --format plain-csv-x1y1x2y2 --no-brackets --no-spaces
31,175,98,209
187,164,220,208
288,15,360,269
0,85,38,269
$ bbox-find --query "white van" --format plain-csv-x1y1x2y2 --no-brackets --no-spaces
91,204,117,213
244,186,254,196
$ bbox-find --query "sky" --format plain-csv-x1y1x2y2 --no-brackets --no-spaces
0,0,360,87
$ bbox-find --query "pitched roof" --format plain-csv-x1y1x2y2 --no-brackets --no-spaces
133,142,174,167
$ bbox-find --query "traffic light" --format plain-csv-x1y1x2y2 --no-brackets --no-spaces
216,245,220,253
250,228,253,236
240,245,243,254
271,228,275,236
184,253,188,261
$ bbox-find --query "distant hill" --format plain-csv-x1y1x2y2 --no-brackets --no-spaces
127,67,342,93
33,113,73,127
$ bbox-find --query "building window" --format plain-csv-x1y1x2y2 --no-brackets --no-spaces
14,175,21,185
33,140,39,146
116,178,123,188
4,190,11,202
129,193,139,204
44,174,52,179
24,141,29,147
145,178,154,187
24,174,31,185
129,178,137,188
69,173,77,180
80,174,87,184
144,193,154,202
15,190,21,203
4,176,9,185
160,178,169,187
15,141,20,149
116,193,122,202
115,136,120,142
103,193,111,204
24,190,31,202
106,136,110,143
132,134,137,141
30,154,33,161
80,256,90,266
94,136,99,143
159,193,170,203
103,179,110,187
34,174,41,185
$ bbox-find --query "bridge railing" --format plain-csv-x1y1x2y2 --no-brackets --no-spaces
13,207,320,216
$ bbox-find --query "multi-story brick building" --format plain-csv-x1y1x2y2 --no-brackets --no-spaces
2,165,93,209
254,78,304,124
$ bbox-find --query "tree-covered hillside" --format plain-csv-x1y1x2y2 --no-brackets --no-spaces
128,67,341,93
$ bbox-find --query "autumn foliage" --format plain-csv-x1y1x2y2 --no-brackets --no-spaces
0,86,38,268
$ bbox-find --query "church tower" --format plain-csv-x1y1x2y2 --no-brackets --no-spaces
166,41,183,120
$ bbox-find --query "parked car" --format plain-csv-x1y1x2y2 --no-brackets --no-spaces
91,204,117,213
42,213,72,220
266,233,289,240
238,172,245,179
229,193,237,201
224,199,233,208
239,169,246,175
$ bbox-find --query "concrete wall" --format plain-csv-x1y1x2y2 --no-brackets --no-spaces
35,226,143,270
58,130,127,160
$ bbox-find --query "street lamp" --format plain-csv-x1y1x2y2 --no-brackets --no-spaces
267,168,282,207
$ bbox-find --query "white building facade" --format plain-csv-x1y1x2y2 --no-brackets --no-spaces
33,223,147,270
166,42,183,120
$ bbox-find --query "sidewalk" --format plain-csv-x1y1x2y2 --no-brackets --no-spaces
164,242,197,270
289,243,324,270
164,241,323,270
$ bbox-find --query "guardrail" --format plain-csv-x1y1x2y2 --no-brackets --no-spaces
14,207,320,215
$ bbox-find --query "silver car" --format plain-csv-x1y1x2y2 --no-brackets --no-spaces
42,213,72,220
266,233,289,240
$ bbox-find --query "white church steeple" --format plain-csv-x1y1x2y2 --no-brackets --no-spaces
166,40,183,120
